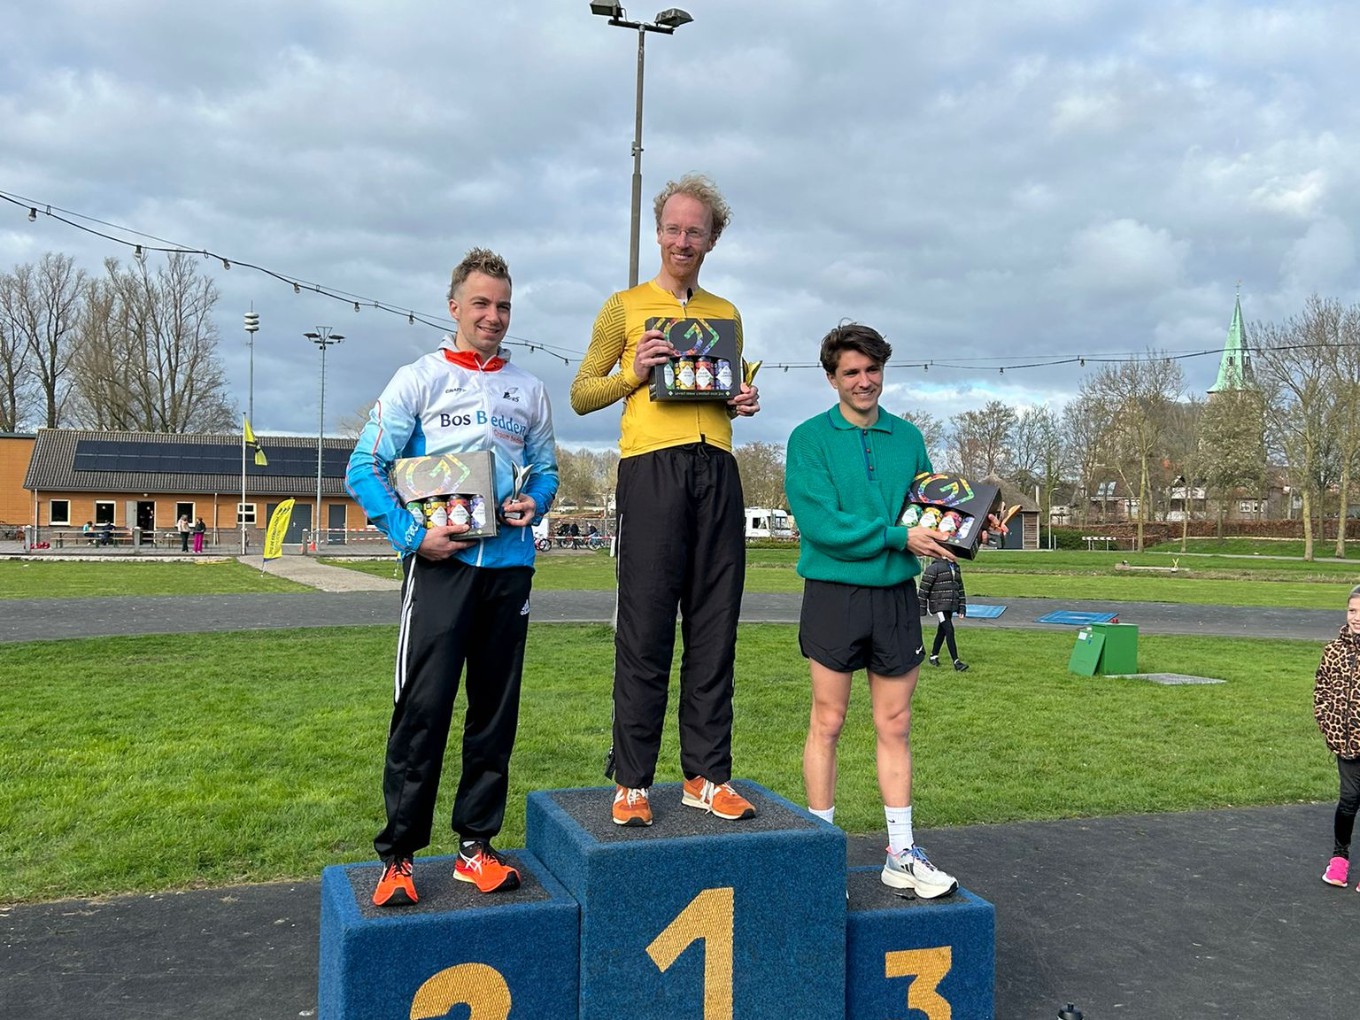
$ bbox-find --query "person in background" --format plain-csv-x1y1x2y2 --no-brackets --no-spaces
917,556,968,671
176,514,190,552
1314,584,1360,889
192,517,206,554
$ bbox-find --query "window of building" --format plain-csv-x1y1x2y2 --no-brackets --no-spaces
94,501,115,525
1095,480,1116,497
1239,499,1262,514
237,503,257,525
176,502,195,523
50,500,71,526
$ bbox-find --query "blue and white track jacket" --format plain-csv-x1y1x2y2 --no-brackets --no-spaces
345,337,559,568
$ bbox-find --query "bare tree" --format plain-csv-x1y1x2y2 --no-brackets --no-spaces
1200,388,1267,536
0,253,86,427
1326,303,1360,557
1063,390,1116,526
949,400,1017,478
898,408,947,469
1254,295,1339,561
69,253,235,432
733,441,786,509
1085,354,1184,549
336,401,377,440
553,446,620,509
0,311,33,431
1162,397,1204,551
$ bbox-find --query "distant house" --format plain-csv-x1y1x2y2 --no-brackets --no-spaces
18,428,366,546
1087,478,1139,523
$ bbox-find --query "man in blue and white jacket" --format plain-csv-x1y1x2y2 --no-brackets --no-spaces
346,247,559,905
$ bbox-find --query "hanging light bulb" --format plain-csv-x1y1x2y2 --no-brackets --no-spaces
222,259,231,270
408,312,415,325
353,302,360,313
134,244,143,259
293,283,301,294
28,207,38,222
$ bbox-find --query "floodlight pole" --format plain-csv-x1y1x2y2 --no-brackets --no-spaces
242,310,260,555
305,327,344,552
591,5,694,287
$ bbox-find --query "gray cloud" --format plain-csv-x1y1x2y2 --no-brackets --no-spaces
2,0,1358,448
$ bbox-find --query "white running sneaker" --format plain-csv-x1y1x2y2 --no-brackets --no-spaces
881,844,958,899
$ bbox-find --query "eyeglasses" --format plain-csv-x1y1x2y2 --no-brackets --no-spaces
661,225,709,243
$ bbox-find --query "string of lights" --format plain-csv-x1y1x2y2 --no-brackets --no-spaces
4,187,1346,377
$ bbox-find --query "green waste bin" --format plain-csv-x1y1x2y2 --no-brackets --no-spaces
1091,622,1138,674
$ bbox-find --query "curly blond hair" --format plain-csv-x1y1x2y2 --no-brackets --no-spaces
653,173,732,244
448,247,512,300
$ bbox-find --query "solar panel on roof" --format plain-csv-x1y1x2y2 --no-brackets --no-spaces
72,438,352,478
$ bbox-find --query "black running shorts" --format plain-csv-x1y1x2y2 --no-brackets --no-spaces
798,578,925,676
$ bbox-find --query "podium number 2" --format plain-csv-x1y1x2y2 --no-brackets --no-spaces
408,961,511,1020
885,946,953,1020
646,886,735,1019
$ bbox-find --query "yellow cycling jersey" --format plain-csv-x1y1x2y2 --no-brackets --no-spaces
570,280,745,457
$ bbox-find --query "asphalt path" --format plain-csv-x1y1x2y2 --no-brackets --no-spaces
0,589,1340,643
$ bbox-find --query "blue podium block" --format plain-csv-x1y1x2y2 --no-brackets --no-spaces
845,866,995,1020
318,850,578,1020
526,782,845,1020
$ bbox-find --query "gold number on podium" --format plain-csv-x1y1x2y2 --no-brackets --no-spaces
885,946,953,1020
645,886,735,1019
408,961,512,1020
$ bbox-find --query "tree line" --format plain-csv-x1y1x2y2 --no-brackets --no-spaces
0,251,235,433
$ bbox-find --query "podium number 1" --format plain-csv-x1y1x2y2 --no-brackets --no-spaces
885,946,953,1019
646,886,735,1019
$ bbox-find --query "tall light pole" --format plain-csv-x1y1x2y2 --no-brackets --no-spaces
304,327,344,550
243,310,259,424
590,3,694,287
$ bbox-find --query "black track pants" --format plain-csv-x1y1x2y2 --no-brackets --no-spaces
612,444,745,788
374,557,533,860
931,611,959,660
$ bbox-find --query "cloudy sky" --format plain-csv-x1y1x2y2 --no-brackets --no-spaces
3,0,1358,450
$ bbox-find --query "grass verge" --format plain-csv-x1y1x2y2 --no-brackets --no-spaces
0,559,312,598
0,623,1333,903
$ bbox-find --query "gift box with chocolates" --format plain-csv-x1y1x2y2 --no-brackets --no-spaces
389,451,499,538
898,471,1004,559
646,316,741,401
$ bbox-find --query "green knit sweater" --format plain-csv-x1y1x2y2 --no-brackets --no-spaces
784,405,931,587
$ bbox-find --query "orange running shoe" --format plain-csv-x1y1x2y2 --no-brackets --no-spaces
372,856,418,906
682,777,756,820
612,785,653,826
454,841,521,893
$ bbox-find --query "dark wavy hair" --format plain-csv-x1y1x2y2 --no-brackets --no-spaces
819,322,892,374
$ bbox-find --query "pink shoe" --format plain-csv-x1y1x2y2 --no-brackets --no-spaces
1322,856,1349,886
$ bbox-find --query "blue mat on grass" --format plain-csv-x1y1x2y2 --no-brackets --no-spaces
965,604,1006,619
1037,610,1118,626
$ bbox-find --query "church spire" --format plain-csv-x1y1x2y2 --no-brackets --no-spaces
1209,286,1250,394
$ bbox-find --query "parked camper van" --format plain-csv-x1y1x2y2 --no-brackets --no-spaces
745,507,793,540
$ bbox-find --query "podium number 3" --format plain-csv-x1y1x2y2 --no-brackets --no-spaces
409,961,511,1020
646,886,735,1019
885,946,953,1020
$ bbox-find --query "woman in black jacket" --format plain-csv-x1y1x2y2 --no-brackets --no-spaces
917,557,968,671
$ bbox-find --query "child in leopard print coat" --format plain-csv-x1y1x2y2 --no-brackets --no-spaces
1313,584,1360,889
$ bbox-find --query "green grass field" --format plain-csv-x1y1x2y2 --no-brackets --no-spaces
328,546,1360,607
0,623,1335,904
0,559,312,598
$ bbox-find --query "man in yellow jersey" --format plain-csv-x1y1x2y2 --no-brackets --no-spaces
571,173,760,827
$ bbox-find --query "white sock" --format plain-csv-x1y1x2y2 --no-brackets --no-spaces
808,806,835,824
885,805,914,855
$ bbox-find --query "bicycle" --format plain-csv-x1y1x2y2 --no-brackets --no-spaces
535,536,552,552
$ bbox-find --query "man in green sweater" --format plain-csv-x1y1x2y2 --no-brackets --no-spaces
785,322,986,899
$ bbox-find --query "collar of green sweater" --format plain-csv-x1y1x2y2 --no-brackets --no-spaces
825,404,895,433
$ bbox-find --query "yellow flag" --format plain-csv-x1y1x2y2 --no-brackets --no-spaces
244,416,268,467
263,499,295,561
